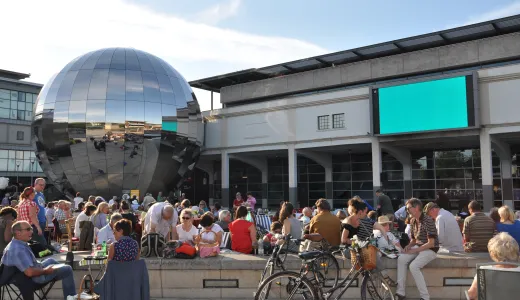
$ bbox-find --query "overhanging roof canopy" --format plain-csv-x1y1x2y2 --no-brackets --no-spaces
190,14,520,92
0,69,31,80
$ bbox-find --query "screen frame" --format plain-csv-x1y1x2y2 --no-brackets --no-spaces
369,71,479,136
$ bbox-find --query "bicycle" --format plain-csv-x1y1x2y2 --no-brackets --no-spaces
255,238,395,300
258,234,341,298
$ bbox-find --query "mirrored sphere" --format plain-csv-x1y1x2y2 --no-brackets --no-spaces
32,48,204,200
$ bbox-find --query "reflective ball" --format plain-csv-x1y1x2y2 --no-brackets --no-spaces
32,48,204,200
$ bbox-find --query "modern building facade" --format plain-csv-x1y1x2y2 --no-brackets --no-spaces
190,15,520,212
0,69,44,194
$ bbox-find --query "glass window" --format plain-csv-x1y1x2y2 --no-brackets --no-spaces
126,101,144,122
8,150,15,159
125,49,140,70
10,91,18,101
318,115,329,130
69,100,87,123
0,159,6,171
10,109,17,119
17,102,25,110
144,102,162,125
0,89,9,100
25,93,33,103
15,151,23,159
10,101,17,109
18,92,25,102
156,74,175,105
53,101,70,123
105,101,125,124
7,159,15,171
0,99,9,109
56,70,79,102
26,103,33,111
0,108,9,119
16,131,24,140
25,111,32,121
332,113,345,128
0,151,6,158
169,77,187,107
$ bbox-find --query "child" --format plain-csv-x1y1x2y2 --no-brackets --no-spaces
374,215,402,287
263,221,283,254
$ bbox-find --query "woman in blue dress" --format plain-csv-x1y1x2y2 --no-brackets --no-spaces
108,219,140,262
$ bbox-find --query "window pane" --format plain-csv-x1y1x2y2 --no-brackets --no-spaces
18,102,25,110
18,92,25,102
88,69,109,100
26,103,33,111
0,99,9,109
70,69,93,100
106,69,126,100
15,151,23,159
0,89,9,100
25,111,32,121
125,70,144,101
0,159,6,171
22,160,30,172
86,100,106,123
0,150,7,158
10,91,18,101
10,109,17,119
0,108,9,119
10,101,17,109
7,159,15,171
8,150,15,159
26,93,33,103
17,110,24,120
142,72,162,103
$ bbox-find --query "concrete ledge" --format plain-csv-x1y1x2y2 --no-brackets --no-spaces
42,251,489,299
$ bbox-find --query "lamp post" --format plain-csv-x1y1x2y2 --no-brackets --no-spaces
31,158,35,187
16,161,20,186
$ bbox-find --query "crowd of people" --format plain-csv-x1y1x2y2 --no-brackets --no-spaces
2,181,520,300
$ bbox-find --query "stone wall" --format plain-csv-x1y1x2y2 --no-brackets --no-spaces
43,252,490,300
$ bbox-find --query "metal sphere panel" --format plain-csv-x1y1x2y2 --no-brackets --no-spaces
32,48,204,199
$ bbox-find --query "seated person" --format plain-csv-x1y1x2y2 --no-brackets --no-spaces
108,219,140,262
0,207,17,255
263,221,283,253
1,221,76,298
216,210,231,232
97,213,123,244
467,232,520,299
174,209,198,244
120,200,138,227
45,202,56,228
229,206,257,254
195,212,223,257
74,203,96,238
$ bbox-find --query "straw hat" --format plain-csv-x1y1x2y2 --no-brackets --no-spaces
377,215,392,225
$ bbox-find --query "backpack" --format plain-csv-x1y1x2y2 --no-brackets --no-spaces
140,233,166,257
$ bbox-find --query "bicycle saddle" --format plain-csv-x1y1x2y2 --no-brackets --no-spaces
298,251,322,260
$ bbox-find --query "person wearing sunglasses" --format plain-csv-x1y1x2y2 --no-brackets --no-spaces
175,209,198,244
1,221,76,299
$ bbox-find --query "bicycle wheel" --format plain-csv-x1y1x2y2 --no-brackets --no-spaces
255,271,318,300
360,271,395,300
309,252,340,293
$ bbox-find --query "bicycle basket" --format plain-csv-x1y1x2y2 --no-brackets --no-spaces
350,245,377,270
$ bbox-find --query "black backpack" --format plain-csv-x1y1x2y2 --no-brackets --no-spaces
140,233,166,257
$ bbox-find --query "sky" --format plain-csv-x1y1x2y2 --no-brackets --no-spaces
1,0,520,111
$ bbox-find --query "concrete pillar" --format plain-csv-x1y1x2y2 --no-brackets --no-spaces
372,138,382,208
480,130,494,211
288,144,298,207
325,166,333,208
262,171,268,209
208,171,215,206
381,145,412,201
221,151,230,209
492,137,513,207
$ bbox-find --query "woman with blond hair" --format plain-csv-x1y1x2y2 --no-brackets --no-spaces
466,232,520,299
496,205,520,245
90,202,110,230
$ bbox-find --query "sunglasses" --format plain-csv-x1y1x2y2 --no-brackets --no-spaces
182,217,191,220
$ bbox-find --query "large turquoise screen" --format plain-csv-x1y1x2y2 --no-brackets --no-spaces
373,76,473,135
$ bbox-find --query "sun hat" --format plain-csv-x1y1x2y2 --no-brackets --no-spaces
377,215,392,225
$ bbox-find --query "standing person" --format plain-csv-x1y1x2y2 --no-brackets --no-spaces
396,198,439,300
233,192,244,212
423,202,464,252
376,190,394,215
142,193,156,210
33,178,47,245
143,202,178,241
18,187,47,246
463,200,496,252
73,192,83,210
246,192,256,210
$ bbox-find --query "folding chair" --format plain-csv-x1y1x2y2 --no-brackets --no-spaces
255,214,272,232
475,262,520,299
0,265,56,300
220,232,231,249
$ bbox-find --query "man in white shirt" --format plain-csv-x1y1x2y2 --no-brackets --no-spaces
424,202,464,252
74,204,96,238
143,202,177,240
73,192,83,210
97,214,123,244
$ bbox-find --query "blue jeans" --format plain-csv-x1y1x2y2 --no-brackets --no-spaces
31,224,48,246
33,258,76,299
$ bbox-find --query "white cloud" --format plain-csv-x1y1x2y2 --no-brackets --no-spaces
0,0,327,111
446,1,520,28
195,0,242,25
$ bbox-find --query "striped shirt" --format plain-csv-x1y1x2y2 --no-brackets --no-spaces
463,212,496,252
357,218,375,241
411,213,439,253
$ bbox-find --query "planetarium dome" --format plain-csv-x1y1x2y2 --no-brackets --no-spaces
32,48,204,199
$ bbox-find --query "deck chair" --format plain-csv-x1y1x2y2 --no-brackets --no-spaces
220,232,231,249
255,214,272,231
475,262,520,299
0,264,56,300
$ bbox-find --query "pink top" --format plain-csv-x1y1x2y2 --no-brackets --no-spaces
246,197,256,208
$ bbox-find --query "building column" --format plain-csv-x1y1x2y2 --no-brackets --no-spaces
492,137,513,207
288,144,298,207
480,130,494,211
372,138,382,208
221,151,230,209
381,144,412,202
262,171,268,209
325,166,333,208
208,171,215,206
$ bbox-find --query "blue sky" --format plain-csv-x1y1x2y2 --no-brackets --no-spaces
1,0,519,111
